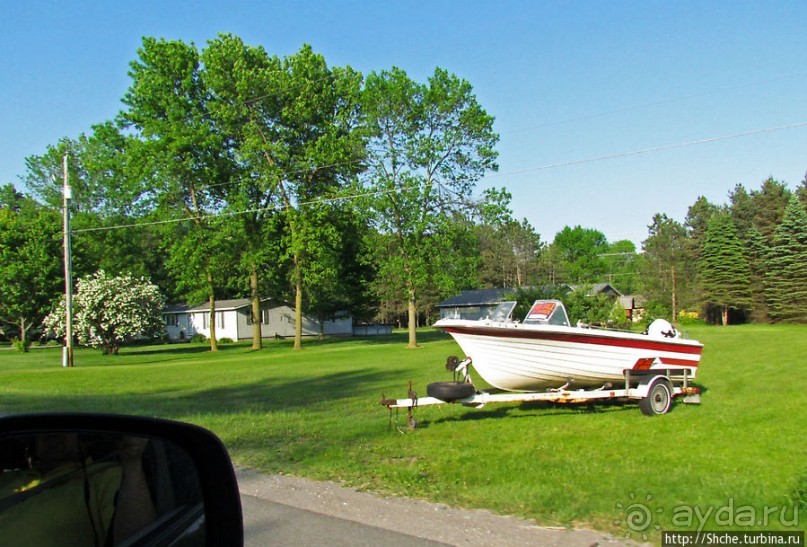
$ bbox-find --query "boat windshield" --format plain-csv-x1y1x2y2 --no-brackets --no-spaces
489,301,517,322
522,300,570,327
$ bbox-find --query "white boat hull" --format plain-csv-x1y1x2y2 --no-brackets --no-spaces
434,320,703,391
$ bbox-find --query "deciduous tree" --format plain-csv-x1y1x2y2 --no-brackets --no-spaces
121,37,232,351
203,36,365,350
0,190,63,345
601,239,640,294
360,67,498,347
550,226,607,284
475,188,542,289
641,214,693,321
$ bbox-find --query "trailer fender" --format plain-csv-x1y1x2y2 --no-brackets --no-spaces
632,373,670,398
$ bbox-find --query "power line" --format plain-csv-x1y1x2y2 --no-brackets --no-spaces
483,121,807,179
70,187,390,234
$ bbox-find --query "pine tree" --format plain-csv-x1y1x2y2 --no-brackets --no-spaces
699,214,752,325
744,227,770,322
765,196,807,322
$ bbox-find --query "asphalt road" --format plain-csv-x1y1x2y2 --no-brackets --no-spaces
241,494,445,546
236,468,630,546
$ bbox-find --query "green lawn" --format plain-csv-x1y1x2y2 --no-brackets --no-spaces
1,325,804,539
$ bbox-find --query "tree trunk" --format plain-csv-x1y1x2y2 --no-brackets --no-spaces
294,258,303,351
19,317,27,346
722,306,729,326
250,264,262,350
208,291,218,352
407,290,418,349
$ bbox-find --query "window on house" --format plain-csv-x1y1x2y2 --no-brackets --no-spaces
246,309,265,325
246,309,270,325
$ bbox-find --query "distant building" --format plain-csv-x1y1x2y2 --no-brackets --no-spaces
163,298,352,341
568,283,622,298
436,288,516,321
435,284,625,321
618,294,648,323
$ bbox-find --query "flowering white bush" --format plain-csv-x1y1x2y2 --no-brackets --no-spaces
44,270,166,354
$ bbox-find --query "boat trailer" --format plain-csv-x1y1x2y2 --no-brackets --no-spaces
381,356,701,429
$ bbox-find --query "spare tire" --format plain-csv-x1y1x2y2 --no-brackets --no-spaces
427,381,475,402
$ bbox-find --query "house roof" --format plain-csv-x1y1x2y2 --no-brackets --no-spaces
436,288,515,308
164,298,278,314
591,282,621,296
619,294,648,308
436,283,623,309
163,303,191,314
568,283,623,297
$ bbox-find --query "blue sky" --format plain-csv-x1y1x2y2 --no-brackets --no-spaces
2,1,805,246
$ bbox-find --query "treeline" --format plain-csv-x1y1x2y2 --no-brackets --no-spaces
642,178,807,325
2,35,806,350
475,176,807,327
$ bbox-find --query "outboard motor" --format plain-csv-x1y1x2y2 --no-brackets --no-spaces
645,318,679,338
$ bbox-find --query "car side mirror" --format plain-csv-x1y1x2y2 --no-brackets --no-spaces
0,413,243,546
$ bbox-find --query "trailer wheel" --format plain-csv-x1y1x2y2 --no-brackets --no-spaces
639,378,672,416
427,381,475,402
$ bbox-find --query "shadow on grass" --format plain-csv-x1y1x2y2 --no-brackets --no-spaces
107,329,452,356
415,399,638,429
692,382,709,396
340,329,452,346
120,345,215,357
0,366,392,419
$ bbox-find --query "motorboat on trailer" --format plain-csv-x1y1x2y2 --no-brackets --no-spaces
432,300,703,392
381,300,703,426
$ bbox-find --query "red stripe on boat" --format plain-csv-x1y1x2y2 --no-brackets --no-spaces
441,326,704,357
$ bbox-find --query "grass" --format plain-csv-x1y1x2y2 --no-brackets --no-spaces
1,325,805,539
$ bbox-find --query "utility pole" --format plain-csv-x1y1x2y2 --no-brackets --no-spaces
62,153,74,367
670,266,677,326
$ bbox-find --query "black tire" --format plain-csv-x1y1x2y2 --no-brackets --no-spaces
639,378,673,416
427,381,475,402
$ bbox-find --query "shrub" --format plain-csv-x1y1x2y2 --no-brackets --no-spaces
11,338,31,353
608,300,631,329
564,290,613,325
190,333,208,343
44,270,165,355
217,337,234,344
677,309,705,326
639,301,672,330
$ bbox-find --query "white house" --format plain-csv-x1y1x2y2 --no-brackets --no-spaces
163,298,352,341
